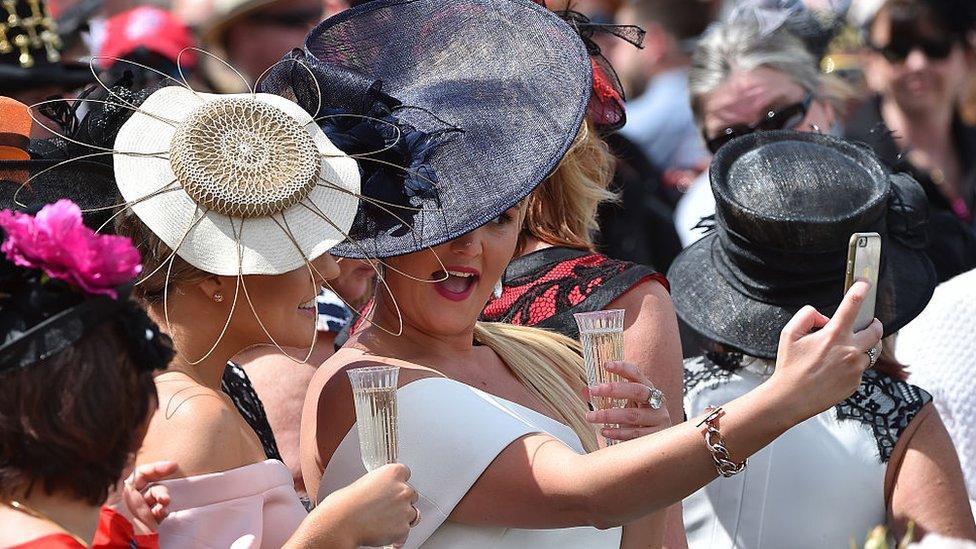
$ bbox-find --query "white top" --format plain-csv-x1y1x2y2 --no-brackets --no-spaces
896,268,976,503
620,68,709,172
319,377,622,548
156,459,307,549
683,355,931,549
673,170,714,247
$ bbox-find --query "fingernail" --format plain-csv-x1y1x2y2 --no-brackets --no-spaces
585,411,596,421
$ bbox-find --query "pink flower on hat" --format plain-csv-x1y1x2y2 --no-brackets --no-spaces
0,200,143,298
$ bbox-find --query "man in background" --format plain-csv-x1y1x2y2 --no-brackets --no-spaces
612,0,716,195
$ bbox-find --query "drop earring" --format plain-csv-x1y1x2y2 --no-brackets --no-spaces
493,279,503,299
213,292,224,303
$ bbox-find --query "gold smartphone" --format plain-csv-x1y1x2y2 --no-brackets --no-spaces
843,232,881,331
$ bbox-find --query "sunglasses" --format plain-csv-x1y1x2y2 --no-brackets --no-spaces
705,92,814,154
871,37,956,64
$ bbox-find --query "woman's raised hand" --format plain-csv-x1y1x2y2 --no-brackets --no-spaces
585,361,671,442
316,463,419,548
769,280,883,424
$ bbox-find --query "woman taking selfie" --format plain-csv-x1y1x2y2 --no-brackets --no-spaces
301,2,883,548
672,131,975,547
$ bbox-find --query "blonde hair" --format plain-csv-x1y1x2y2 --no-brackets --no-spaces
474,322,599,453
523,121,616,252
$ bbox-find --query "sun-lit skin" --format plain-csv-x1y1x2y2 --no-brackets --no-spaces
164,253,342,360
369,207,523,344
136,252,339,481
865,12,971,118
701,66,835,140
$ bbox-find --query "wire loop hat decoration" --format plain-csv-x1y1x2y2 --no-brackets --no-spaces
7,46,458,363
5,0,595,362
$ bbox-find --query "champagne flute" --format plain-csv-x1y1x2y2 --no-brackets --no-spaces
574,309,626,446
348,366,400,549
348,365,400,471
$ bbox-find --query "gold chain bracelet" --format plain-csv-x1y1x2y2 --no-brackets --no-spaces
696,406,746,477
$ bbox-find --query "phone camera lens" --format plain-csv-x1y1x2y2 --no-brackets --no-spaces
858,237,867,247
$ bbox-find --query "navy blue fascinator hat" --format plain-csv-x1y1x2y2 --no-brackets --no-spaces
299,0,593,259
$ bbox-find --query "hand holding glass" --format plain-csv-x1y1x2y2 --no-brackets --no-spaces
574,309,626,446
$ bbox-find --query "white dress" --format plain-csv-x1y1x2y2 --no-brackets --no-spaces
896,268,976,508
683,354,932,549
319,377,622,548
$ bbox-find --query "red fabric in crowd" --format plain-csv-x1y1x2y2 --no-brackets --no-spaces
7,507,158,549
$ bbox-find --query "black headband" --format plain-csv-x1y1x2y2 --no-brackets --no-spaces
0,285,172,374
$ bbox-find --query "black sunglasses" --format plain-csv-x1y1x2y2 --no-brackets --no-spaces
705,92,814,155
871,37,956,64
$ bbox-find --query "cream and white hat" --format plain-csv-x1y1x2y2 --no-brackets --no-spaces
113,85,360,276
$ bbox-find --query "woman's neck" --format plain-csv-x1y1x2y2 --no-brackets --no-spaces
148,307,236,390
881,96,955,151
6,490,101,546
519,235,553,257
366,296,480,365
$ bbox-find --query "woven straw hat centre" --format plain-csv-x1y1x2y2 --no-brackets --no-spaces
169,97,321,218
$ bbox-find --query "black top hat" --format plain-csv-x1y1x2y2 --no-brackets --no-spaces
0,0,92,92
668,131,937,359
304,0,592,259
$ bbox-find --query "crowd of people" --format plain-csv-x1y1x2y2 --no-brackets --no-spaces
1,0,975,548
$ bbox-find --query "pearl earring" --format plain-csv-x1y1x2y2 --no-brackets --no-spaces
493,279,503,299
213,292,224,303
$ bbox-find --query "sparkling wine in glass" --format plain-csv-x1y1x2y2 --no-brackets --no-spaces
348,366,400,549
348,366,400,471
574,309,626,446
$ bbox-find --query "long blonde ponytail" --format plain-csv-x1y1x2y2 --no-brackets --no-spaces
473,321,599,452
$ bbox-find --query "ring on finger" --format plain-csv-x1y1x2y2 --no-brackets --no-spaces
409,505,421,528
642,384,665,410
865,344,880,368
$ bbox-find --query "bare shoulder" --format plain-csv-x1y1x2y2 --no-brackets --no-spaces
139,373,264,479
887,403,976,539
301,346,442,498
609,277,674,320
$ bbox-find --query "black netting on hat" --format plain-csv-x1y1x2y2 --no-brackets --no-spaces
0,158,118,231
305,0,592,259
1,76,176,232
0,225,174,373
258,49,458,242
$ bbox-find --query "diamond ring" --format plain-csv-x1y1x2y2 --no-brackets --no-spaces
644,385,665,410
866,345,880,368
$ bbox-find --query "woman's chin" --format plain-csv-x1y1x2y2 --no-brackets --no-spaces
266,320,318,350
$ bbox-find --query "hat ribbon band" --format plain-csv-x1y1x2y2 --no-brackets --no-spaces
711,213,891,308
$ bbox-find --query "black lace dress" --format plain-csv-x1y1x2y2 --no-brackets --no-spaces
221,362,282,462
